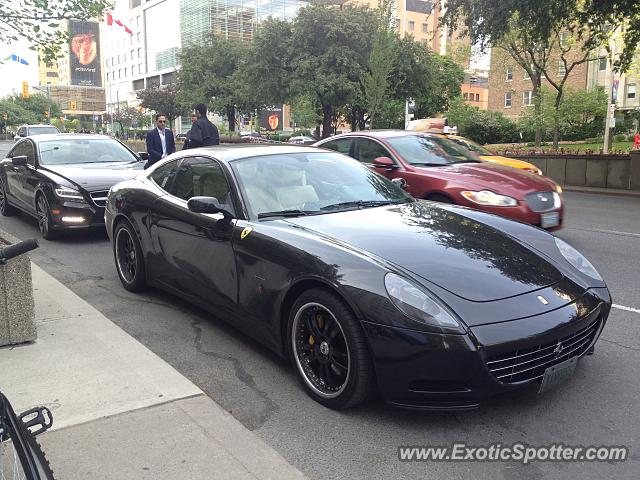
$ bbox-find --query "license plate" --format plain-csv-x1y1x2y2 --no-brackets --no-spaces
541,211,560,228
538,356,578,394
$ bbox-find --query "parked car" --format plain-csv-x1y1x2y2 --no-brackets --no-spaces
288,135,316,145
447,135,543,175
0,134,146,239
14,124,60,142
315,131,563,230
106,144,609,410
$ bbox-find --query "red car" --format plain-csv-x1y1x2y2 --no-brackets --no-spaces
315,131,563,230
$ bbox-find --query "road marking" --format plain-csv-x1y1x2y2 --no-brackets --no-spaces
567,226,640,239
613,304,640,314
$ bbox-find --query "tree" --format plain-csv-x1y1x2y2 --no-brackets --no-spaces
364,0,396,129
290,94,321,130
289,5,377,137
443,0,640,71
137,83,186,129
0,1,111,65
0,93,62,127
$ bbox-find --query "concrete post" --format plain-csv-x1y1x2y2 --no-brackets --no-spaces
0,229,36,346
631,151,640,191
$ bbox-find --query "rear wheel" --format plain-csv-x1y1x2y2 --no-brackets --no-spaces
113,221,146,292
0,176,18,216
288,289,376,409
35,195,57,240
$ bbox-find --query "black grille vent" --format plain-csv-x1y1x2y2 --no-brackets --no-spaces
486,317,601,384
89,190,109,207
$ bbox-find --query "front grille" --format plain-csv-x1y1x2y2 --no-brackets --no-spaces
89,190,109,207
486,317,601,384
525,191,558,212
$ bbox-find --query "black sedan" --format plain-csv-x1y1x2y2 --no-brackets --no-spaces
0,134,145,239
105,145,610,410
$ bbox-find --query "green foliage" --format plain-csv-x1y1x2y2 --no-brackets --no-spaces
442,0,640,71
448,99,519,144
290,94,321,129
0,93,62,126
0,1,111,66
136,83,186,129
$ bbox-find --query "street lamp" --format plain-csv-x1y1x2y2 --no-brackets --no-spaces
31,84,52,124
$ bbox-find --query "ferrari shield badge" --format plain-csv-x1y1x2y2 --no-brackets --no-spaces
240,227,253,240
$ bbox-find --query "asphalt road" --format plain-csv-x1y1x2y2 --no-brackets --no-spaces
1,140,638,479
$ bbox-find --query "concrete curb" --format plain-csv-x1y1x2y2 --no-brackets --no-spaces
563,185,640,198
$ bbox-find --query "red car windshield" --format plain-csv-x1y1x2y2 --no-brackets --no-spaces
387,135,467,166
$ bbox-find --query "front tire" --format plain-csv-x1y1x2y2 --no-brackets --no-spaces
287,289,376,409
36,194,57,240
113,220,147,292
0,176,18,216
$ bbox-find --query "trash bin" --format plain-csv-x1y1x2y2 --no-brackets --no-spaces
0,229,36,346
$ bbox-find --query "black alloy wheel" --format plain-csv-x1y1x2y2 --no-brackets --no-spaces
36,195,57,240
114,221,146,292
0,176,18,216
288,289,376,409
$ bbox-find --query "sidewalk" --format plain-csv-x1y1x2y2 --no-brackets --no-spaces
0,263,308,480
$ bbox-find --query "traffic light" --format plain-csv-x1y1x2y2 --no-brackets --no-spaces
22,81,29,99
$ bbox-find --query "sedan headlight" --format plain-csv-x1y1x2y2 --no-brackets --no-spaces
54,186,85,202
460,190,518,207
554,237,602,281
385,273,462,330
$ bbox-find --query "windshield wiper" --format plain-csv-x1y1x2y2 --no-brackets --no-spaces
320,200,403,211
258,209,318,219
450,159,481,164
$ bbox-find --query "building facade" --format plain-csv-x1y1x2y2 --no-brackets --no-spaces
461,73,488,109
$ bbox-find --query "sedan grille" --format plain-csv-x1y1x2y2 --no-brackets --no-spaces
525,191,558,213
485,316,601,384
89,190,110,207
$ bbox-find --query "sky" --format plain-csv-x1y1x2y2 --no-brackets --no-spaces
0,37,40,97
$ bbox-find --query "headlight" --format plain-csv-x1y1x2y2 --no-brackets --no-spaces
384,273,462,330
554,237,602,281
460,190,518,207
54,186,85,202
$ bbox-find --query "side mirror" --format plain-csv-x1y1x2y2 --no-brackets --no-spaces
11,155,28,167
138,152,149,161
391,177,407,189
188,196,234,218
373,156,396,169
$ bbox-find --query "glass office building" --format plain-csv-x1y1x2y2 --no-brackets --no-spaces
181,0,307,47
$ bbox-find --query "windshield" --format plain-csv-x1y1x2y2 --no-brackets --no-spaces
38,138,139,165
231,152,412,217
427,136,481,162
386,135,460,166
29,126,60,135
450,137,492,155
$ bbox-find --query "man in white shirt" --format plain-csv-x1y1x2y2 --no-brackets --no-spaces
145,113,176,168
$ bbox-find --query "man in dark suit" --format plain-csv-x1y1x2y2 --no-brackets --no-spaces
145,113,176,169
185,103,219,149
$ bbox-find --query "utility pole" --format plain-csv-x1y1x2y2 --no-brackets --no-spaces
603,33,617,154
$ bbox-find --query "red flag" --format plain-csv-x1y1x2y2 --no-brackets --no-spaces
106,12,113,25
115,19,123,26
124,27,133,35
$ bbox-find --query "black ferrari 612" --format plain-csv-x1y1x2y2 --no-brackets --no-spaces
105,145,610,410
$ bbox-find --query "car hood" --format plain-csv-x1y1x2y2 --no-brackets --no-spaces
417,162,553,197
480,155,539,171
42,162,145,191
285,201,563,302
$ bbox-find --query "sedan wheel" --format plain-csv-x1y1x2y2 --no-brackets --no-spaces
289,289,376,409
36,195,57,239
114,221,146,292
0,176,18,216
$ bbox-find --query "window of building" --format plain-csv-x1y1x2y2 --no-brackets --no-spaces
506,67,513,81
408,21,415,31
421,23,428,33
628,84,636,99
106,72,110,81
133,79,144,91
558,60,566,76
463,93,468,100
599,57,608,71
106,58,110,67
475,93,480,102
504,92,512,108
523,90,533,106
523,69,530,80
138,48,142,59
130,50,135,60
559,32,569,48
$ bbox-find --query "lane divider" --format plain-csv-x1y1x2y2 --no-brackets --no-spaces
613,304,640,314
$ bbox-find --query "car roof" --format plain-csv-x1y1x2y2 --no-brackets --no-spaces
180,144,323,163
323,130,428,140
20,124,59,128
